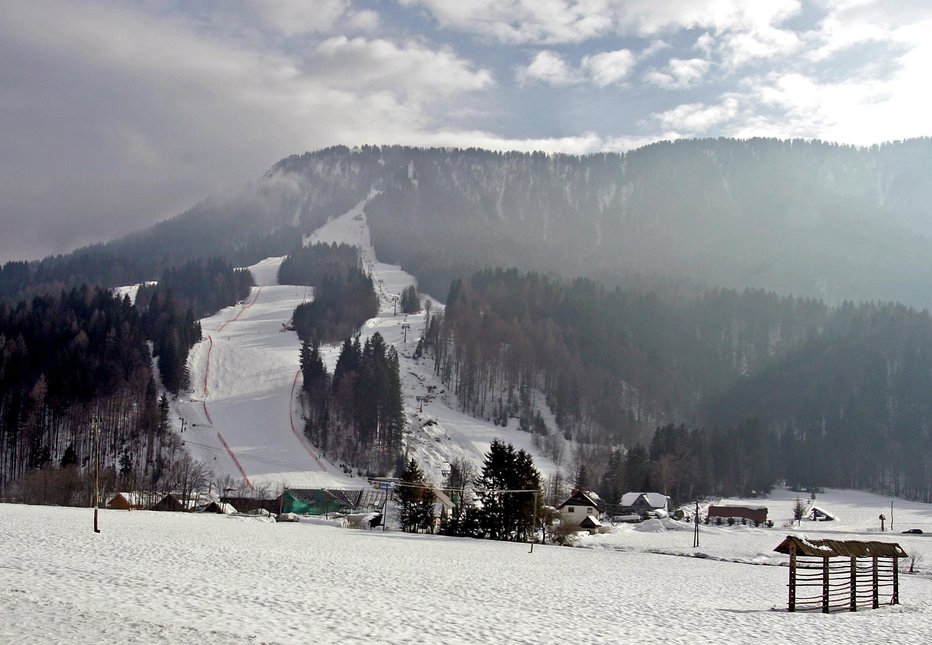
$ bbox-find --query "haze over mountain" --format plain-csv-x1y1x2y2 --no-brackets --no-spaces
48,137,932,310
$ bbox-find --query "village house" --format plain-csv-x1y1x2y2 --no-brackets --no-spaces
557,489,605,530
618,492,669,520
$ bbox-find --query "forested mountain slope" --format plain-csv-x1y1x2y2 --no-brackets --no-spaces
5,139,932,309
425,269,932,501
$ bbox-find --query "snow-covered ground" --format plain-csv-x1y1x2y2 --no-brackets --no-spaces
578,487,932,567
3,486,932,644
171,196,559,491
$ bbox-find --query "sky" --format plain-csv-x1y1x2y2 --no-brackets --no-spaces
2,0,931,263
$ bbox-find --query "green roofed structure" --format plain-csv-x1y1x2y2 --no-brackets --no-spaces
282,488,388,516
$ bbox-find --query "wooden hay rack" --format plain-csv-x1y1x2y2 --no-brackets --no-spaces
774,535,907,613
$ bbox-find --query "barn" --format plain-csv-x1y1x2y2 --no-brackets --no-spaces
707,505,768,524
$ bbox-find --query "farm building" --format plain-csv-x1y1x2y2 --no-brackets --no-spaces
221,495,282,515
151,494,188,512
196,501,237,514
282,488,388,516
106,492,148,510
707,505,768,524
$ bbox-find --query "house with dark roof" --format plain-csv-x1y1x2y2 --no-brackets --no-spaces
619,492,669,519
557,489,605,530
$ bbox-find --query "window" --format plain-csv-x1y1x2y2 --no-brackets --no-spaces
568,507,575,513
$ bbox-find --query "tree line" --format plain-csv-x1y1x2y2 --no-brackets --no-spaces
0,287,176,498
300,333,403,475
281,243,378,344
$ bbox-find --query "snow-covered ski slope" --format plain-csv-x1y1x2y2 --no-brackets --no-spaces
176,258,353,490
173,195,559,489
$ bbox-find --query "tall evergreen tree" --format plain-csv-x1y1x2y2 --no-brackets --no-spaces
474,439,541,542
397,458,434,533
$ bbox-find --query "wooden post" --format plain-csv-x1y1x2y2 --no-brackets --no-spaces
850,557,857,612
822,557,830,613
788,546,797,612
93,421,101,534
529,491,538,554
872,556,879,609
693,501,700,548
893,558,899,605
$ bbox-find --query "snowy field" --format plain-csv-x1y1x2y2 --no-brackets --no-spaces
3,488,932,644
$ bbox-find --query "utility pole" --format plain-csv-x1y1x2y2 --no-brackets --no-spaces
392,295,398,316
93,420,101,534
401,323,410,343
529,490,539,554
693,500,700,548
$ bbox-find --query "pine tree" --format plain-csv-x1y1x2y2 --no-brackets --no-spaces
474,439,541,541
397,458,434,533
400,284,421,314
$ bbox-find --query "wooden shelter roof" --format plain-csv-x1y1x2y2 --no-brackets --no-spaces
774,535,907,558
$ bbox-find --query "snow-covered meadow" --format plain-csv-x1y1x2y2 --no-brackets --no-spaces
3,486,932,644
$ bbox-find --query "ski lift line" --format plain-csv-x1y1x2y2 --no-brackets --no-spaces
392,480,540,495
217,285,264,333
289,366,328,471
216,431,254,491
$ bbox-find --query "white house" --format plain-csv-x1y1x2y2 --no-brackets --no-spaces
557,489,605,529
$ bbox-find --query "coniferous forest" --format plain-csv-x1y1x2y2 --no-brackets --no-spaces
0,258,254,498
0,287,171,498
423,269,932,503
299,333,403,475
280,243,379,343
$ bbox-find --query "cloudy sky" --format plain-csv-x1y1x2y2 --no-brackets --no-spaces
2,0,931,263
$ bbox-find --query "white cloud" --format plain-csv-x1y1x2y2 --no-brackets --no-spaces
346,10,381,33
311,36,494,98
399,0,615,45
403,0,803,49
581,49,636,86
517,50,579,85
644,58,711,89
640,39,672,59
694,32,715,57
518,48,635,87
653,97,740,133
249,0,349,36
